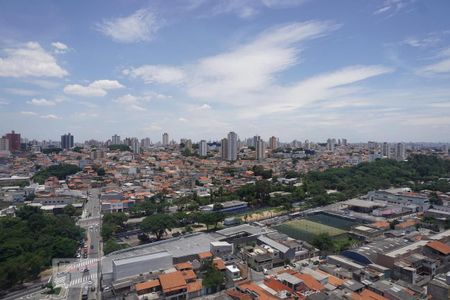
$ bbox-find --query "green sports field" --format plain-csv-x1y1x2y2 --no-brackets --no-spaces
275,219,346,242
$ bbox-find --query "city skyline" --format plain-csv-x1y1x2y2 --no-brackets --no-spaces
1,1,450,142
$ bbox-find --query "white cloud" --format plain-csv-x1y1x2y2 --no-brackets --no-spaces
4,88,38,96
96,9,161,43
0,42,68,78
123,65,185,84
27,98,56,106
114,94,147,111
417,49,450,75
20,111,37,115
40,114,60,119
374,0,415,15
64,80,124,97
178,117,188,122
52,42,69,53
124,22,392,120
0,99,8,105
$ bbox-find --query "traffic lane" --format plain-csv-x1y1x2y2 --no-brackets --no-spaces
67,287,82,300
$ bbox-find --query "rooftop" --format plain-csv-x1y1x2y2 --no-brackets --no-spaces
159,271,186,293
426,240,450,255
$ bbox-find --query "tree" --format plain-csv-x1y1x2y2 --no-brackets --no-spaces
195,212,224,230
202,259,225,290
141,214,177,240
312,233,334,252
103,239,127,254
63,204,76,217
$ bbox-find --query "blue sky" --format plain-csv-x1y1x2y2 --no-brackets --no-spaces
0,0,450,143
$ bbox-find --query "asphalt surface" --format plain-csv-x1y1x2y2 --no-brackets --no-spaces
65,189,102,300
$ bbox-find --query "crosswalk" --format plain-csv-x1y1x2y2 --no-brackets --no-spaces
61,258,99,272
53,269,97,288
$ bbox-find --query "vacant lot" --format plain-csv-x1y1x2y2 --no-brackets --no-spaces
275,219,346,242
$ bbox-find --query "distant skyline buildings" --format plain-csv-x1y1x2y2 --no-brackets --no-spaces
162,133,169,146
227,131,238,161
199,140,207,157
61,133,74,150
111,134,121,145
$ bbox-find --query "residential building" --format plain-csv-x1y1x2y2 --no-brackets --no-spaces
256,138,265,161
61,133,74,150
111,134,121,145
221,138,228,160
396,142,406,161
382,142,391,158
0,137,9,151
269,136,278,149
162,132,169,146
227,131,238,161
4,130,21,151
199,140,207,157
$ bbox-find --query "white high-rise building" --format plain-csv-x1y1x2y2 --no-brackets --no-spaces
256,138,265,161
396,143,406,161
131,138,140,154
162,133,169,146
382,142,391,158
0,138,9,151
342,138,348,146
141,137,151,149
199,140,207,157
112,134,121,145
326,138,335,152
227,132,238,161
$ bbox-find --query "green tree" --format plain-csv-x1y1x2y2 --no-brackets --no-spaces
312,233,334,252
63,204,76,217
141,214,177,240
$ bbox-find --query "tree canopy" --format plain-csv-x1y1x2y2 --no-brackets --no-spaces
32,164,81,184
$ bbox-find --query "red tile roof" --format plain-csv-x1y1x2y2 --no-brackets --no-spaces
159,271,187,293
427,241,450,255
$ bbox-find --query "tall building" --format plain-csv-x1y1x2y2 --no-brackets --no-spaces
221,138,228,160
199,140,207,157
0,138,9,151
3,130,21,152
252,135,260,148
61,133,74,150
342,138,348,146
396,143,406,161
382,142,391,158
256,138,265,161
130,138,140,153
185,139,193,150
227,132,238,161
112,134,121,145
304,139,310,150
141,137,151,149
326,138,335,152
269,136,278,149
162,133,169,146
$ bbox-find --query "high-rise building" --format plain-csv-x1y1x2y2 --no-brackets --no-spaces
199,140,207,157
304,139,310,150
3,130,21,152
162,133,169,146
253,135,260,148
382,142,391,158
131,138,140,153
0,138,9,151
227,132,238,161
396,143,406,161
141,137,151,149
112,134,121,145
185,139,193,150
326,138,334,152
342,138,348,146
256,138,265,161
221,138,228,160
269,136,278,149
61,133,74,150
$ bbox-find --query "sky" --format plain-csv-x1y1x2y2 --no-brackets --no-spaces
0,0,450,143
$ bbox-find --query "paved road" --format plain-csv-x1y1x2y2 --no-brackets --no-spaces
64,188,102,300
66,287,81,300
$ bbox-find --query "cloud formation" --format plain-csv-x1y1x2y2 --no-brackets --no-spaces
27,98,56,106
96,9,161,43
0,42,68,78
64,80,124,97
